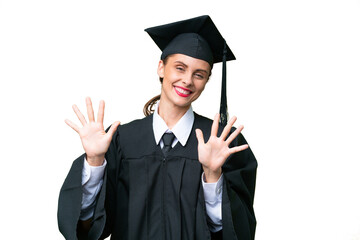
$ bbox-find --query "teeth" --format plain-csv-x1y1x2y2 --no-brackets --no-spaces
176,87,190,94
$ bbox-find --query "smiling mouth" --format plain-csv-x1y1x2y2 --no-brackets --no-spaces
174,86,192,97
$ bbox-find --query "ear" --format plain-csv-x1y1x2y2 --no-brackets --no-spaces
157,60,165,78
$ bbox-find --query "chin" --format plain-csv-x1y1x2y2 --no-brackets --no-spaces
175,102,191,109
172,99,192,109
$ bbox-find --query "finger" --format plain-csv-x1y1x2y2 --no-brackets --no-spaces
106,121,121,139
72,104,87,126
228,144,249,154
86,97,95,122
195,129,205,145
225,125,244,145
64,119,80,133
97,100,105,124
220,116,237,140
211,113,220,136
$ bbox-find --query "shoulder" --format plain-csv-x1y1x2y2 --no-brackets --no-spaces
106,115,151,134
117,114,152,133
109,115,157,157
193,112,225,136
194,112,247,144
111,115,154,149
105,115,152,144
194,112,213,126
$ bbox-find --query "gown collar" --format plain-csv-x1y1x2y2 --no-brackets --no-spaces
152,102,194,147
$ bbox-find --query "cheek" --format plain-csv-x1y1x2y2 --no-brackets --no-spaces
196,81,207,93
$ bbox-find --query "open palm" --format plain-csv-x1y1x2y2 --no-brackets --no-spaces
196,113,248,182
65,97,120,166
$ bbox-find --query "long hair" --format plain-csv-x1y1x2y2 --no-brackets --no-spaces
143,57,168,116
143,94,161,116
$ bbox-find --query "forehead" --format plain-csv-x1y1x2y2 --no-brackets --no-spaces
166,54,211,71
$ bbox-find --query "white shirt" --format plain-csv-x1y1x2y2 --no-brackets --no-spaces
152,102,194,148
81,103,223,232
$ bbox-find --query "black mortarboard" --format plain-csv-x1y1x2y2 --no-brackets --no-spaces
145,15,235,125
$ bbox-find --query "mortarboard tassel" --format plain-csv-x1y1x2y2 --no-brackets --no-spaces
219,40,228,126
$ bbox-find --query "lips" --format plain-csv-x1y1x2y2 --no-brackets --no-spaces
174,86,192,97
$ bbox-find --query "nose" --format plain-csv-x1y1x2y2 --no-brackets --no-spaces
182,72,193,86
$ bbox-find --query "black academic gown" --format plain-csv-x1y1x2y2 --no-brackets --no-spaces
58,113,257,240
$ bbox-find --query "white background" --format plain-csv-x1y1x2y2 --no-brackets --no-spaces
1,0,359,239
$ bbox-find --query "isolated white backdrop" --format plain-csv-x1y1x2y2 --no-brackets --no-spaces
1,0,359,239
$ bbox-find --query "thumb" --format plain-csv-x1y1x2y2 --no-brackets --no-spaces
106,121,121,138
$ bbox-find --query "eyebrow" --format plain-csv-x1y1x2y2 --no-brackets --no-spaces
174,61,209,74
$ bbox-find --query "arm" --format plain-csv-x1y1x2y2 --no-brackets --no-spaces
195,113,253,239
202,173,223,232
222,134,257,240
58,97,120,239
80,158,107,221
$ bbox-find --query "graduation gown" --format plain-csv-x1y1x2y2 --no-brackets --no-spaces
58,113,257,240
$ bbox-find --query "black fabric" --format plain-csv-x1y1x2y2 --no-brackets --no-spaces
161,132,175,157
211,230,223,240
58,113,257,240
57,154,84,240
219,41,228,126
162,33,214,66
145,15,235,64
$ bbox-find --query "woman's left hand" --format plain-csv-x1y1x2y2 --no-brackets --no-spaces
195,113,249,183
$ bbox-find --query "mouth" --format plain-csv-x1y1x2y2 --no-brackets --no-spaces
174,86,192,97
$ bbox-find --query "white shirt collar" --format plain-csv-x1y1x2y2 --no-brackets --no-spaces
153,102,194,146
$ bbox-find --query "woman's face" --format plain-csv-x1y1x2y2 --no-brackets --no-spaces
157,53,211,111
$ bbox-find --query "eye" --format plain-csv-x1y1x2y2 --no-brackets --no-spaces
194,73,205,79
176,66,185,71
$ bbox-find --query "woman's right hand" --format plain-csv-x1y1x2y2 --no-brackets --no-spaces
65,97,120,166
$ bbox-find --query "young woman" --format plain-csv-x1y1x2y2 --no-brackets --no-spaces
58,15,257,240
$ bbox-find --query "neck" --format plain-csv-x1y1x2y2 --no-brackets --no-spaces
158,100,190,129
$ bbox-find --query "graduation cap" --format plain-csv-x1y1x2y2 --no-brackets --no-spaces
145,15,235,125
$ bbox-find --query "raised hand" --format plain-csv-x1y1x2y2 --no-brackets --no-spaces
65,97,120,166
195,113,248,183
